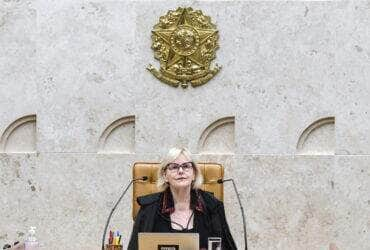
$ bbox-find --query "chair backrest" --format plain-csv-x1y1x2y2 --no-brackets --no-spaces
132,162,224,219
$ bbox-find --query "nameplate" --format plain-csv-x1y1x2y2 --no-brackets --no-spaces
158,245,179,250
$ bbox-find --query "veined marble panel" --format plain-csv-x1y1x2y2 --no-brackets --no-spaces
133,1,241,154
230,155,369,250
36,0,137,153
235,1,341,154
330,156,370,249
0,1,37,145
335,1,370,155
0,154,39,247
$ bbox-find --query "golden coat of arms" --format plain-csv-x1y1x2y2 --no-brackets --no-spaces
147,7,221,88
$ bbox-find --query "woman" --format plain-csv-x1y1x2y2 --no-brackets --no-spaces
128,148,237,250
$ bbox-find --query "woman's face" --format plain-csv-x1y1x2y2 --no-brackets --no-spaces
164,153,195,190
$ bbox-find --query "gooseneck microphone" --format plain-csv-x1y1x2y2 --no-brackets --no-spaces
101,176,148,250
218,178,248,250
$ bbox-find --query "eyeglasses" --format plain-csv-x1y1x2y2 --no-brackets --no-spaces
165,162,194,172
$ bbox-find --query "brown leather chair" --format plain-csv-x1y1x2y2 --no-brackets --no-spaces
132,162,224,219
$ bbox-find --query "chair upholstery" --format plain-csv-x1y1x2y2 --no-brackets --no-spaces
132,162,224,219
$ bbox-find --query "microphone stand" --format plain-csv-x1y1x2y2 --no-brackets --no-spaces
101,176,147,250
220,178,248,250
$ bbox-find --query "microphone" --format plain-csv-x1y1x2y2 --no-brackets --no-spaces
101,176,148,250
217,178,248,250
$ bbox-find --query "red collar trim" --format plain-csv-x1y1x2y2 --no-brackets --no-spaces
160,188,204,214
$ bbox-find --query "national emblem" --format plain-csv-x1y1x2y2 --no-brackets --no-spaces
147,7,221,88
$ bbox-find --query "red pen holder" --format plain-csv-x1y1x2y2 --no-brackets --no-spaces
105,244,123,250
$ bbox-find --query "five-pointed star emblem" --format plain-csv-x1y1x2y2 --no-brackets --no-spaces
152,8,217,70
148,7,221,88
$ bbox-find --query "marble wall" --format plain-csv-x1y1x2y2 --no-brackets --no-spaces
0,0,369,249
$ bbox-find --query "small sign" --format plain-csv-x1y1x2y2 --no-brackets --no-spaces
158,244,179,250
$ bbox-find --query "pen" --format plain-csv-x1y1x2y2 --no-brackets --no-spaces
109,231,113,244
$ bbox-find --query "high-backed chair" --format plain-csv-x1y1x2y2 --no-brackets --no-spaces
132,162,224,219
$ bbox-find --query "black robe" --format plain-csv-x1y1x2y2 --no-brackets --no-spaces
128,189,237,250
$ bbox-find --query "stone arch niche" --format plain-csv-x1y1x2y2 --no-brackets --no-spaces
98,115,135,153
198,116,235,154
0,114,37,153
296,116,335,155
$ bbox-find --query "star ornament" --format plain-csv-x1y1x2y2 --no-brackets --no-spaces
147,7,221,88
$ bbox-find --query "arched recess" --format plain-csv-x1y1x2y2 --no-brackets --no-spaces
198,116,235,154
296,116,335,155
0,114,37,153
98,115,135,153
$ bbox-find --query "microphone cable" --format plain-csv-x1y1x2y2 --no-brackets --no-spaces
218,178,248,250
101,176,148,250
